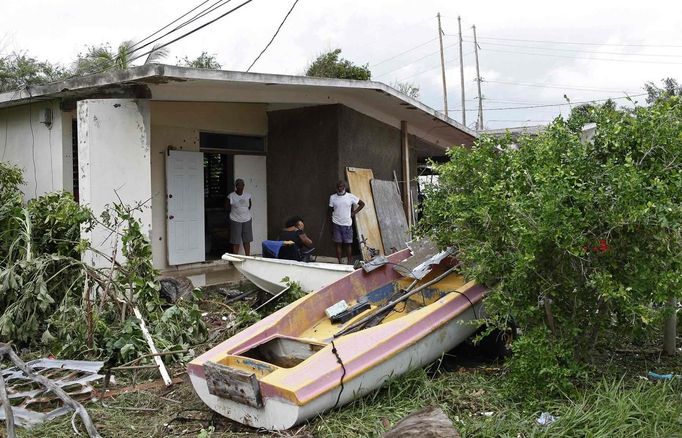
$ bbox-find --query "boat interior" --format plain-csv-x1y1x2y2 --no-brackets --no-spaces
211,265,472,378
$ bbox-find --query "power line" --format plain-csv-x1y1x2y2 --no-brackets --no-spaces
129,0,255,65
455,34,682,49
463,39,682,59
128,0,213,50
477,47,682,65
484,79,640,94
127,0,235,58
374,42,460,78
370,37,438,68
446,93,646,111
395,51,475,82
247,0,300,72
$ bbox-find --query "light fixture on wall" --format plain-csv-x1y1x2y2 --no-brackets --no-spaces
39,108,52,129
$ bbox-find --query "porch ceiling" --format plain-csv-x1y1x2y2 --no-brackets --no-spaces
0,64,477,155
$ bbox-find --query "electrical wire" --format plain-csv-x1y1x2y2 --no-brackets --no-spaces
462,39,682,59
445,93,646,112
246,0,300,72
127,0,213,50
482,79,639,94
127,0,255,65
477,47,682,66
127,0,235,57
452,34,682,49
370,37,438,68
395,51,475,82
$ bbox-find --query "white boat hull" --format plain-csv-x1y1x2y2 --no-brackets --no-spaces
188,301,482,430
222,253,354,294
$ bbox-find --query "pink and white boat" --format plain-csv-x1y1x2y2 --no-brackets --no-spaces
188,249,485,430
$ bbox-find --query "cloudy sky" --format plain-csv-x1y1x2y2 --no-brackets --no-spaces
2,0,682,130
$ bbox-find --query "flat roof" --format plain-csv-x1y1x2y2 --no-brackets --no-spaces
0,64,477,151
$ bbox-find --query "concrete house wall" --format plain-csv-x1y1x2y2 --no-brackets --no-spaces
267,104,419,257
0,100,70,198
149,101,268,269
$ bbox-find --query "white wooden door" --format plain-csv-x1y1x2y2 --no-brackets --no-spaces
234,155,267,254
166,150,205,265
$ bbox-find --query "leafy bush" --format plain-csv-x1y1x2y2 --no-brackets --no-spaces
418,97,682,387
503,329,582,401
27,192,92,257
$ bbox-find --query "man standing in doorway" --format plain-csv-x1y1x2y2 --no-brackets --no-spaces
228,178,253,256
329,180,365,264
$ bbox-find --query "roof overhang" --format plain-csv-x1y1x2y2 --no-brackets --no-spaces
0,64,477,154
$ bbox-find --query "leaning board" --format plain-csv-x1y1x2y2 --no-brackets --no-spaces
371,179,410,254
345,167,383,260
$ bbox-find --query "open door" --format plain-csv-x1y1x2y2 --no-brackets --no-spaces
234,155,267,254
166,150,205,265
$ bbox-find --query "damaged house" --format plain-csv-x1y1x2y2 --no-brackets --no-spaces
0,65,476,283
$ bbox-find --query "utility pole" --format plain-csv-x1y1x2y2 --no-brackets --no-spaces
458,16,466,126
472,24,484,130
437,12,448,117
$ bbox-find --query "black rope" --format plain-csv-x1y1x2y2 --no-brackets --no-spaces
330,339,346,409
447,290,479,320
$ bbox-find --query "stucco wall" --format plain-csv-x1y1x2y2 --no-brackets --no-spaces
149,101,268,269
78,99,152,268
0,99,67,198
267,105,340,257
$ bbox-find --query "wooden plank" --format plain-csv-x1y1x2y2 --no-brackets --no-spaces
132,307,172,386
345,167,383,260
204,361,263,408
371,179,410,254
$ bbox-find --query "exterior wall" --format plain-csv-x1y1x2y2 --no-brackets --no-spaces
149,101,268,269
267,105,340,257
78,99,152,267
0,99,68,198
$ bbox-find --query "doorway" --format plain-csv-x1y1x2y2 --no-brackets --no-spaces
204,153,233,259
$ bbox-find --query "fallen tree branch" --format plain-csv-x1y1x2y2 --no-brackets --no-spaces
0,343,101,438
0,367,16,438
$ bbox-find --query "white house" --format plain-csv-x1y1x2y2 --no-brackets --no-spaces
0,64,476,283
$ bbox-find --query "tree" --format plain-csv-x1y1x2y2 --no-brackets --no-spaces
74,41,167,76
177,51,221,69
391,81,420,99
644,78,682,104
419,97,682,397
0,52,69,92
305,49,371,80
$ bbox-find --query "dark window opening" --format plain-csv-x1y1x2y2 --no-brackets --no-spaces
200,132,265,153
71,119,79,203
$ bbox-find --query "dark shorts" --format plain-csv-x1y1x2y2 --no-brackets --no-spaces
332,223,353,244
230,219,253,244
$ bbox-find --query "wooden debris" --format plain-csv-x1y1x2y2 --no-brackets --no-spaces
132,307,173,386
382,406,460,438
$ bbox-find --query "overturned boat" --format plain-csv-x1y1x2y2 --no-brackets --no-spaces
190,249,485,430
222,253,354,295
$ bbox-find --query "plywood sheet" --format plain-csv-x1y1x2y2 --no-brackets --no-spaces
371,179,410,254
345,167,383,260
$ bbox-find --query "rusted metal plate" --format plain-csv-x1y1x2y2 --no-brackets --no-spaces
204,361,263,408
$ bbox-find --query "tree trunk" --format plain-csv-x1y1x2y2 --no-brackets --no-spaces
663,298,677,355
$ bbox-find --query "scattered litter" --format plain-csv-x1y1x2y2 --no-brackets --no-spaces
537,412,557,426
221,316,228,321
481,411,494,417
0,345,103,435
648,371,679,380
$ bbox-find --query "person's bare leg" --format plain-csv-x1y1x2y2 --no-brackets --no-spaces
243,242,251,256
336,243,343,264
345,244,352,265
232,244,240,254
